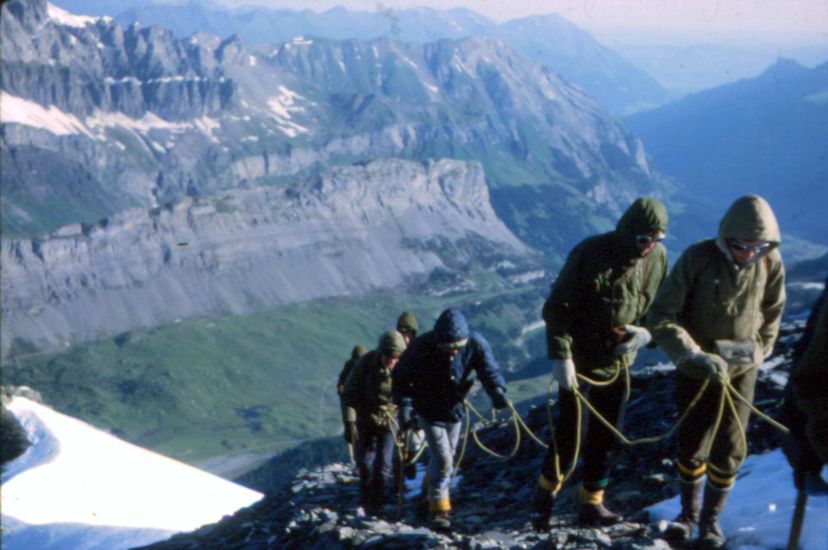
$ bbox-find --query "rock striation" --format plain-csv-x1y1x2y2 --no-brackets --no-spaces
1,158,531,358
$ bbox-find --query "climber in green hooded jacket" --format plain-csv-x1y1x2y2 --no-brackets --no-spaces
531,197,669,531
647,194,786,549
342,330,407,517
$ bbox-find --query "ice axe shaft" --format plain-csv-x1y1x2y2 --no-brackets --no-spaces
786,489,808,550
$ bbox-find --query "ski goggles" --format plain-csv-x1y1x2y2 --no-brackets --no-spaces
437,338,468,351
726,239,771,254
635,233,666,246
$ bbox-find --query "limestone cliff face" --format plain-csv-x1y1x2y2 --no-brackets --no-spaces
1,159,529,357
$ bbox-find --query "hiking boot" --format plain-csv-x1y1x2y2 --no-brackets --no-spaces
697,519,726,549
696,483,731,549
429,511,451,531
530,485,555,533
664,477,703,543
415,497,429,520
578,502,623,527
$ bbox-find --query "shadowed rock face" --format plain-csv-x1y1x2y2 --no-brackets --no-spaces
1,386,42,465
0,158,531,358
1,406,30,465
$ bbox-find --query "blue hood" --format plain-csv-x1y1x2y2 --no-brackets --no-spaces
433,308,470,344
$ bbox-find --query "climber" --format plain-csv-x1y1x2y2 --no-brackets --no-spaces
338,344,368,437
396,311,419,346
530,197,669,532
782,277,828,492
647,195,786,549
341,330,407,516
392,308,509,531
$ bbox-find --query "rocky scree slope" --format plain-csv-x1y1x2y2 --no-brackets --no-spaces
138,320,804,550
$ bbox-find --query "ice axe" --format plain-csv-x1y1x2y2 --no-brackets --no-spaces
785,489,807,550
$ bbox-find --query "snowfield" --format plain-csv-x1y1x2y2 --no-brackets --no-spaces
1,397,263,550
648,449,828,549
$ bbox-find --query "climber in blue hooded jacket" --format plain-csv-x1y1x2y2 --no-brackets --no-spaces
392,308,508,530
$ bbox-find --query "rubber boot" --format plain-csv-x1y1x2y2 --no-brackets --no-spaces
415,496,429,520
696,483,731,549
530,485,555,533
415,475,430,520
428,498,452,531
664,476,703,543
577,487,623,527
429,510,451,531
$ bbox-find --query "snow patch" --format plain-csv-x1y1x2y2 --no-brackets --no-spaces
2,397,262,550
649,449,828,550
285,36,313,48
47,3,102,28
86,111,187,133
2,93,221,142
400,55,419,70
452,57,476,78
267,86,309,137
193,116,221,142
1,93,92,137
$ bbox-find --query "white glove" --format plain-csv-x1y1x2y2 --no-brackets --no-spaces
615,325,652,356
688,351,730,384
552,358,578,391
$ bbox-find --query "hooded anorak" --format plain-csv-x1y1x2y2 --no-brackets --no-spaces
392,308,506,425
342,331,406,427
648,195,786,375
647,194,786,481
544,197,669,378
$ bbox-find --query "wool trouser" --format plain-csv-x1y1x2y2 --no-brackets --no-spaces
540,375,628,492
354,421,397,509
675,367,757,484
421,416,462,511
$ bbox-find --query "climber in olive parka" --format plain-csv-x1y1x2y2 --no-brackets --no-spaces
342,330,407,516
338,344,368,436
647,195,786,550
531,197,669,532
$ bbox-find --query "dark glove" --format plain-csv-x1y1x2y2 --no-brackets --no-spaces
399,406,417,431
804,469,828,496
491,386,509,410
344,421,358,444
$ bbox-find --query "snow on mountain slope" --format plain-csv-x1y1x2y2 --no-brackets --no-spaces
649,449,828,550
1,397,263,550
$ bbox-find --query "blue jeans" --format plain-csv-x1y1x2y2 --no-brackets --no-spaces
421,417,462,511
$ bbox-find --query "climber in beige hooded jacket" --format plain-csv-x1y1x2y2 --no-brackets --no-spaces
647,194,786,549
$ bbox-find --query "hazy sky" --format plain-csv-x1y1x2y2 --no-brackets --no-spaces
218,0,828,35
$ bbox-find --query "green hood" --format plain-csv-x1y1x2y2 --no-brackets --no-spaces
378,330,407,356
717,194,781,244
351,345,368,360
396,311,418,335
615,197,668,252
